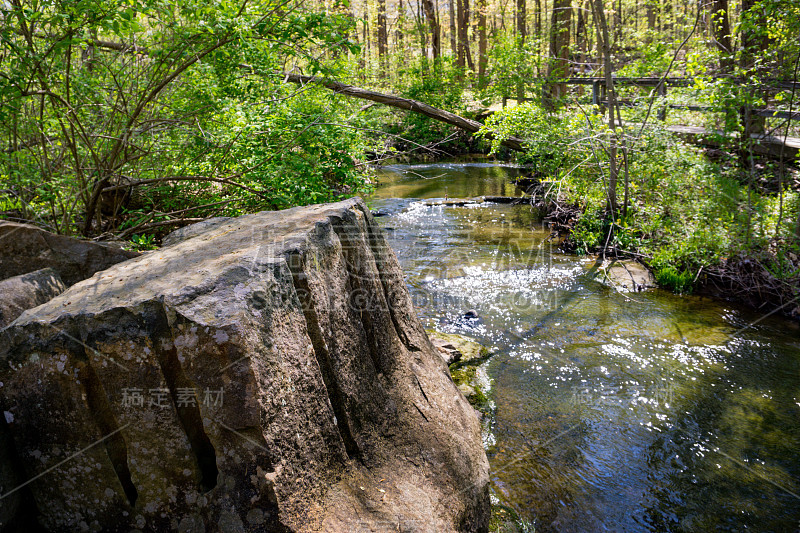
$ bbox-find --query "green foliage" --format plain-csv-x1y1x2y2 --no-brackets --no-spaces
480,33,543,103
476,100,793,294
654,265,694,293
616,42,674,78
128,233,158,251
0,0,366,236
391,58,467,146
400,58,465,108
478,103,598,179
180,87,373,213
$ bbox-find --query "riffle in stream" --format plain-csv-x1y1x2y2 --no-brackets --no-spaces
369,162,800,532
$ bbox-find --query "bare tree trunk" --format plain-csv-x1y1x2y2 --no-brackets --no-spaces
516,0,527,101
396,0,405,51
544,0,571,109
351,3,365,77
422,0,441,59
575,0,587,92
377,0,389,71
456,0,465,66
362,0,370,69
576,0,586,61
464,0,474,69
416,0,428,59
449,0,457,56
478,0,488,85
646,1,656,41
591,0,619,219
456,0,473,69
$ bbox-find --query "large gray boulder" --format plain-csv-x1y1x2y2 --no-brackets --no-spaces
0,221,140,286
161,217,231,247
0,198,489,532
0,268,67,329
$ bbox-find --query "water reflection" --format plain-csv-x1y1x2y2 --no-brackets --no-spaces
369,162,800,532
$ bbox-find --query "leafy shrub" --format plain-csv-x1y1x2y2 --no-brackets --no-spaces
478,101,764,292
157,86,373,215
390,58,467,146
478,32,543,104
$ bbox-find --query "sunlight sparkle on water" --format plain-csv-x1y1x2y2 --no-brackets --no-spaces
371,162,800,532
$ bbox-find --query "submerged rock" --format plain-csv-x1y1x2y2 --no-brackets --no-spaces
428,331,486,367
429,331,492,410
0,198,489,532
431,338,463,365
422,196,529,207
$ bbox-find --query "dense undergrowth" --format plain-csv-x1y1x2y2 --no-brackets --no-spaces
0,79,377,239
0,0,376,242
477,100,800,314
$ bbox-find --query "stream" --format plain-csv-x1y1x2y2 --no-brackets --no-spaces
368,161,800,532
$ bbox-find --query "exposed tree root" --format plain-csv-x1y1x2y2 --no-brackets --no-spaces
701,251,800,320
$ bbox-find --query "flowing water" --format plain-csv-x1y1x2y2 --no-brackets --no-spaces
368,162,800,532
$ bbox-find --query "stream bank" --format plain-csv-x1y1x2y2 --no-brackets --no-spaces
430,330,540,533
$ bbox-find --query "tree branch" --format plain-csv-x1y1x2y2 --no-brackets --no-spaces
100,175,272,200
260,69,526,151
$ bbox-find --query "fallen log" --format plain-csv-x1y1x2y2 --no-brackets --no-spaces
422,196,530,206
278,72,526,152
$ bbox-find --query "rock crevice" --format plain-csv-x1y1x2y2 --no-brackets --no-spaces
0,198,489,532
286,250,361,459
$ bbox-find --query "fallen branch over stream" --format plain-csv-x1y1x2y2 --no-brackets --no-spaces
276,71,526,152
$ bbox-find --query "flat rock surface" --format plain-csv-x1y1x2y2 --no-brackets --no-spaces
0,198,489,532
161,217,232,247
428,331,486,365
589,259,656,291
